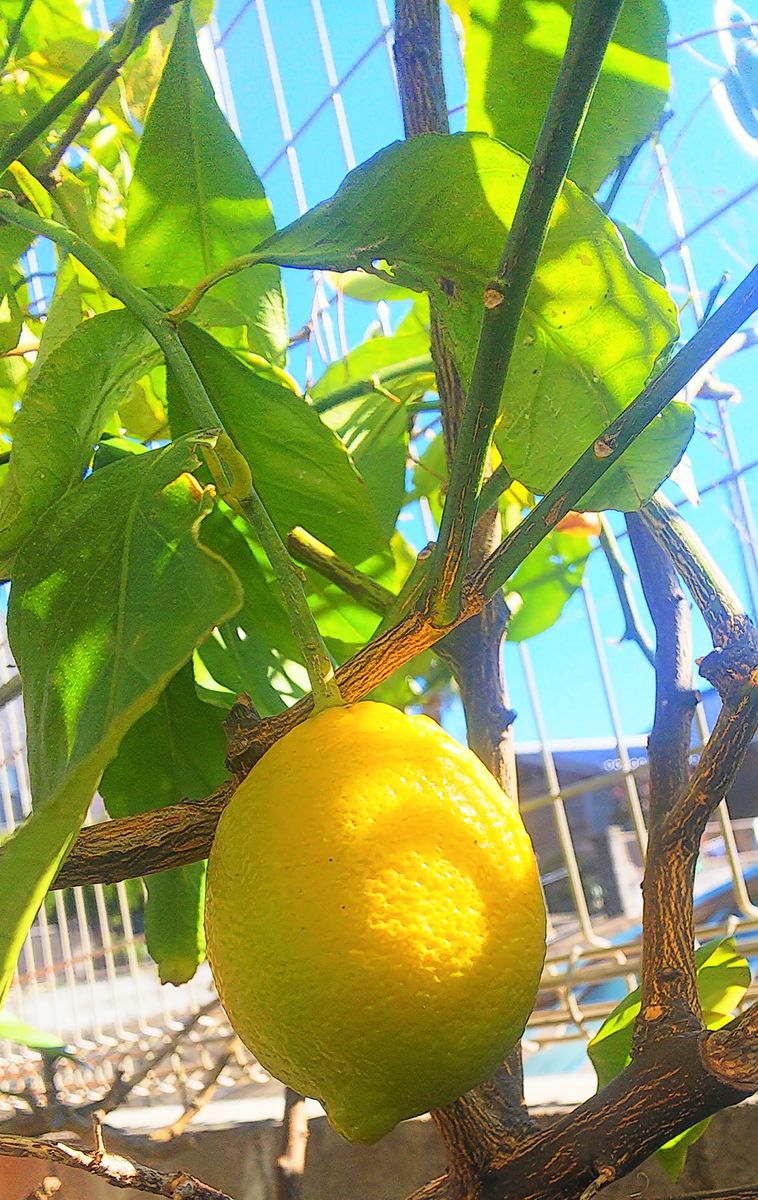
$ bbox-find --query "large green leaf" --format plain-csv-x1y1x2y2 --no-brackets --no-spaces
588,938,751,1179
100,663,228,985
172,323,392,570
0,435,242,1005
312,331,432,539
123,1,286,365
195,508,309,714
506,526,593,640
462,0,669,193
250,133,688,512
0,310,160,570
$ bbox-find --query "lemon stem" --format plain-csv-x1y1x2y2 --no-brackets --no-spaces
237,494,343,713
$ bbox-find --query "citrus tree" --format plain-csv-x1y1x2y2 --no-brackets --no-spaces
0,0,757,1197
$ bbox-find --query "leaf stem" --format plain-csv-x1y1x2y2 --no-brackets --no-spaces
166,253,262,323
0,0,179,177
0,196,342,712
476,259,758,600
423,0,625,626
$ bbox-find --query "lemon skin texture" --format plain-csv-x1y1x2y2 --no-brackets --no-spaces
205,701,546,1144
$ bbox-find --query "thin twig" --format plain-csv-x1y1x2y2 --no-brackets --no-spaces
425,0,625,624
274,1089,309,1200
287,527,393,614
38,63,121,180
149,1036,237,1143
94,997,220,1114
0,1132,235,1199
0,0,34,73
641,494,750,647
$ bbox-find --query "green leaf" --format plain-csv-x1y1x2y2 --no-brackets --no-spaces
253,133,688,512
0,435,242,1005
0,310,161,570
463,0,669,193
172,323,392,570
312,331,432,538
614,221,666,288
506,527,593,640
123,1,286,365
588,938,751,1179
319,390,411,540
0,276,21,354
323,269,419,303
195,508,309,714
0,0,97,64
100,663,227,985
311,329,433,410
26,265,84,386
0,1012,76,1059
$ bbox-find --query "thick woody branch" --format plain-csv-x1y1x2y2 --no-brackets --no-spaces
627,515,700,1033
394,0,532,1170
476,1030,758,1200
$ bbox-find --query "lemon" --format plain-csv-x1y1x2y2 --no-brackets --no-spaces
205,701,546,1144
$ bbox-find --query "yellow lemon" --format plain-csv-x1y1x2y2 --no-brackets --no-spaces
205,701,546,1143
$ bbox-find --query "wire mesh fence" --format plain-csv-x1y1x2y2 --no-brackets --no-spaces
1,0,757,1117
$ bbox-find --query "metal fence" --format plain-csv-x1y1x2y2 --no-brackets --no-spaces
1,0,757,1117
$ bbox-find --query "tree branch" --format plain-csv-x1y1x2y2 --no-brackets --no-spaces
627,515,701,1037
425,0,625,624
287,526,394,614
477,1029,758,1200
52,260,758,889
37,62,121,181
274,1089,309,1200
641,495,751,649
393,0,534,1174
0,1126,235,1199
